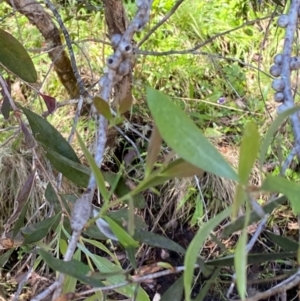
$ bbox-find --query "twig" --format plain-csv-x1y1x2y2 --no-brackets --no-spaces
44,0,86,96
0,75,17,111
138,15,275,56
241,270,300,301
138,0,185,47
76,264,198,298
32,1,154,300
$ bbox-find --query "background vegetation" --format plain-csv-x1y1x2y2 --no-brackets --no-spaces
1,0,300,300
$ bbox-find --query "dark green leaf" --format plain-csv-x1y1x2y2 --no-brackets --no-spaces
262,176,300,214
0,249,14,267
1,97,11,119
160,275,183,301
193,268,220,301
0,29,37,82
38,249,104,287
22,214,61,245
134,229,186,254
265,231,299,252
45,149,90,187
45,183,62,214
147,88,238,181
221,195,286,238
22,107,80,163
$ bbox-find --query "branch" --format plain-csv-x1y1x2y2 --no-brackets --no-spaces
138,0,185,47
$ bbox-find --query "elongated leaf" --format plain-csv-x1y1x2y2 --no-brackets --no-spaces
22,214,60,245
45,183,63,214
134,229,185,254
193,267,221,301
0,29,37,82
7,170,35,235
184,207,231,301
103,216,139,248
145,125,162,177
232,184,247,218
207,251,296,266
0,249,14,267
147,88,238,181
161,158,203,178
93,96,112,121
63,248,80,293
234,224,247,299
221,195,286,238
265,231,299,252
38,249,104,287
161,275,183,301
262,175,300,214
260,106,300,168
22,107,80,163
46,149,90,187
238,122,260,184
76,132,109,202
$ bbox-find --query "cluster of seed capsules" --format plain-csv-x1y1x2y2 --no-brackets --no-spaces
270,13,300,113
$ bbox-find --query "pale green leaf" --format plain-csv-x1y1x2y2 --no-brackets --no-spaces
146,88,238,181
184,207,231,301
260,106,300,168
238,121,260,184
103,216,139,248
76,132,109,202
234,227,247,299
262,175,300,214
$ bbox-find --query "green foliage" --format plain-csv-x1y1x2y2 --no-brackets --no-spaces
0,29,37,82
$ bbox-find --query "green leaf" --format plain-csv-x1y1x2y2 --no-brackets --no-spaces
22,107,80,163
93,96,113,121
221,195,286,238
147,88,238,181
134,229,185,254
238,121,260,184
184,207,231,301
63,248,80,293
91,255,149,301
193,268,221,301
0,29,37,82
265,231,299,252
262,175,300,214
76,132,109,202
161,275,183,301
103,216,139,248
207,251,296,266
38,249,104,287
8,171,35,238
260,106,300,168
145,125,162,177
234,224,247,299
0,249,14,268
45,183,63,215
22,213,61,245
232,184,247,218
160,158,203,178
46,149,90,187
